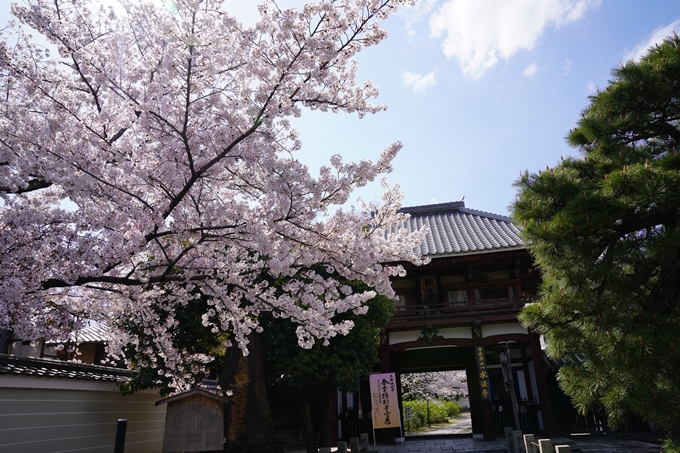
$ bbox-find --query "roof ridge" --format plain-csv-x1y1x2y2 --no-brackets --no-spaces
399,201,513,224
458,207,512,223
0,353,129,382
399,201,465,215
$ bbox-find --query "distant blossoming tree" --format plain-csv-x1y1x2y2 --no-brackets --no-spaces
0,0,425,390
401,371,468,401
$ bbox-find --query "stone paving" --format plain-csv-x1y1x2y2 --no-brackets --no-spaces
286,435,663,453
367,435,663,453
371,437,507,453
377,410,663,452
285,421,663,453
407,413,473,436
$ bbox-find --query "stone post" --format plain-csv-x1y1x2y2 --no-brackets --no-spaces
523,434,537,453
538,438,553,453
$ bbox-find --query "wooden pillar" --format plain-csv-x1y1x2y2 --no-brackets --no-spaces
481,399,495,440
471,324,495,440
379,335,391,373
521,343,535,403
332,388,339,445
467,360,484,436
0,329,9,355
529,331,555,438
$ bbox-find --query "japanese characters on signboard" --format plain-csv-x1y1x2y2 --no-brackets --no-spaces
369,373,402,430
476,345,490,400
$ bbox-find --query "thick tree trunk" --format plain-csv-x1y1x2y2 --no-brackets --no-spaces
221,333,274,451
295,381,334,452
296,389,318,453
317,382,333,448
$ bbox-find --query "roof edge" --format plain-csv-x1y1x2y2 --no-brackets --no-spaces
422,245,527,259
399,202,513,224
0,353,128,375
398,201,465,216
156,387,233,406
458,207,512,223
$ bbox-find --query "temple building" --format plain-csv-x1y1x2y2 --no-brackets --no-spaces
375,201,551,442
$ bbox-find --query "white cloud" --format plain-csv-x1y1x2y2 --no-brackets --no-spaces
398,0,438,36
429,0,599,78
402,71,437,92
587,81,597,94
523,63,538,77
624,19,680,62
563,58,573,75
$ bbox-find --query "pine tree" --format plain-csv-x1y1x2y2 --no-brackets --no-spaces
513,35,680,450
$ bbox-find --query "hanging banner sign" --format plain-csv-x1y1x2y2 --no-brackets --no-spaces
369,373,402,430
476,345,491,400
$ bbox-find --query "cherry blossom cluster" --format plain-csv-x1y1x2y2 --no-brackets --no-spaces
0,0,423,390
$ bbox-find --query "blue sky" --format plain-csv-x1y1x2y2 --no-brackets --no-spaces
3,1,680,216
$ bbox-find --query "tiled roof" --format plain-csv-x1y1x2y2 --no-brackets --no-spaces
543,352,586,370
399,201,523,257
44,323,111,344
0,354,128,382
69,323,111,343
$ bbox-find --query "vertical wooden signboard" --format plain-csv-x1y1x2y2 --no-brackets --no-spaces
369,373,403,444
475,345,490,400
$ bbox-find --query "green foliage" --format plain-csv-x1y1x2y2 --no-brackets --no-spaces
121,270,391,400
513,35,680,446
443,400,462,418
262,277,394,451
264,279,394,392
117,291,226,396
403,399,459,432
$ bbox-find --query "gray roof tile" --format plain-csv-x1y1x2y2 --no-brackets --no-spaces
45,323,111,344
0,354,127,382
399,202,523,257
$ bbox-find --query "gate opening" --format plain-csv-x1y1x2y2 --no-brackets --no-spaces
400,370,471,436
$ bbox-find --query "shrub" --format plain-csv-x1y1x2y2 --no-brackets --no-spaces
403,399,457,432
443,400,461,418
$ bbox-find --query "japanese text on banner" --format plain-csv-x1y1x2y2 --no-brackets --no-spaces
369,373,402,430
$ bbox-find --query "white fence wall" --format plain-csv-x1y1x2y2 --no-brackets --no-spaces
0,374,166,453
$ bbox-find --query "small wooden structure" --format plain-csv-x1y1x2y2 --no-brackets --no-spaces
156,388,233,453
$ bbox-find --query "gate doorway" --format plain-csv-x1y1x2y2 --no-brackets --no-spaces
388,339,546,439
400,370,470,436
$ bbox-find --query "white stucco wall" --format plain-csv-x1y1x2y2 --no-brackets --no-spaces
0,375,165,453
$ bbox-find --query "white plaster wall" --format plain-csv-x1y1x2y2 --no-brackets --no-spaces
0,377,165,453
481,323,528,338
389,326,472,345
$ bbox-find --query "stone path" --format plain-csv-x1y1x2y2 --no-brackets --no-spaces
285,411,662,453
286,434,662,453
407,412,473,436
369,436,663,453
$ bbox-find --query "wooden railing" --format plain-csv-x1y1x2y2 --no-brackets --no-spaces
388,297,530,324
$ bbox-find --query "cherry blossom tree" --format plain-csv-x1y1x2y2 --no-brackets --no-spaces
401,371,468,401
0,0,425,390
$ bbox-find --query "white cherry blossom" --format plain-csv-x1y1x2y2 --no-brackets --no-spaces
0,0,424,390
